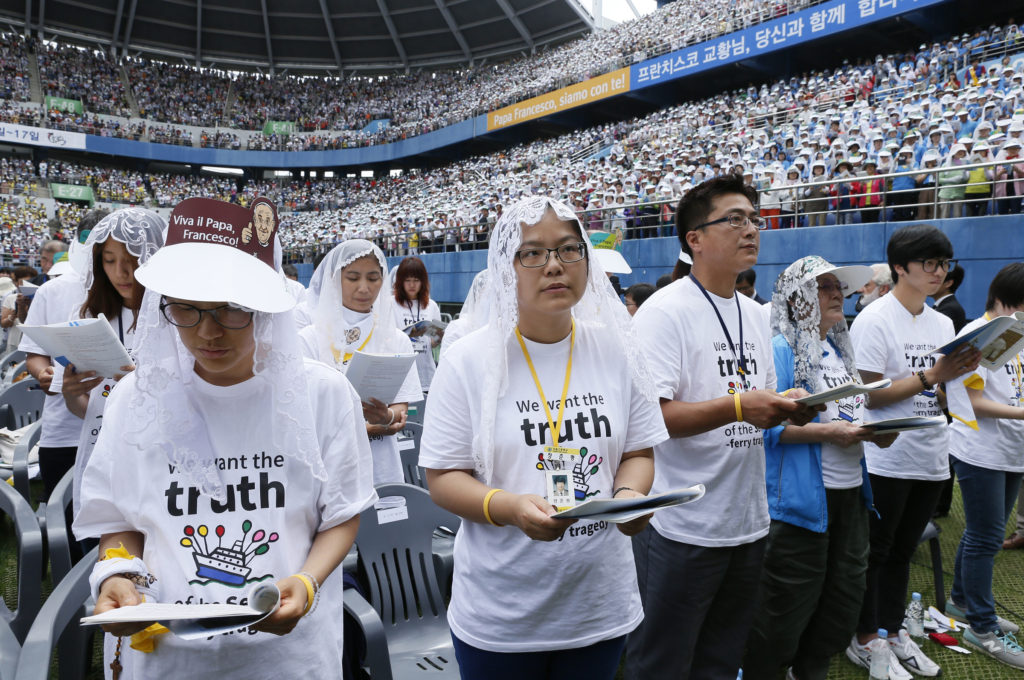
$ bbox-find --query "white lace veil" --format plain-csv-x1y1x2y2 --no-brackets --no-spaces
470,195,656,483
459,269,491,327
124,234,324,502
69,207,166,320
769,255,858,393
306,238,405,368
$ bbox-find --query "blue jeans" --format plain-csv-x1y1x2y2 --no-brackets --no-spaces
951,458,1024,633
451,633,626,680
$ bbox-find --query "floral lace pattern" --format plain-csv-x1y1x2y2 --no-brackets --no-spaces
769,255,858,393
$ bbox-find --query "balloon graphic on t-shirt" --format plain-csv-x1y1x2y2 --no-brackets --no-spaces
181,518,278,587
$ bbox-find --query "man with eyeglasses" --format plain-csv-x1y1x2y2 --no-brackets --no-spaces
846,224,982,677
626,175,820,679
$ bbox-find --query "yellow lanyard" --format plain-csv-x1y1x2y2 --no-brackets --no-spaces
332,327,374,365
515,321,575,452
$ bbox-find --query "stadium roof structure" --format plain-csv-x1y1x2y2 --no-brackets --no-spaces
5,0,596,74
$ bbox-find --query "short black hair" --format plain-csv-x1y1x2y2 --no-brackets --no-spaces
944,263,965,293
676,175,758,255
77,209,110,238
625,283,656,308
282,263,299,278
886,224,953,283
986,262,1024,311
736,268,756,285
656,273,673,289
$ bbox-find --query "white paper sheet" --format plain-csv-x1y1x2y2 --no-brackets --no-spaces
344,350,417,404
795,379,892,406
20,314,132,378
81,583,280,640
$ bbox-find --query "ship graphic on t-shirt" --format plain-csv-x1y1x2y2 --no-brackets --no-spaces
179,520,279,587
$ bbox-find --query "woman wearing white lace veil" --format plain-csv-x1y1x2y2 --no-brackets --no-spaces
419,195,667,678
438,268,489,360
73,197,376,680
54,208,164,516
298,238,422,485
744,255,898,680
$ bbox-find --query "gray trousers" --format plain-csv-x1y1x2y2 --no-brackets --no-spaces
625,526,767,680
743,487,869,680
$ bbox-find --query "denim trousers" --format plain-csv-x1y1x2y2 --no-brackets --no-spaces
950,458,1024,634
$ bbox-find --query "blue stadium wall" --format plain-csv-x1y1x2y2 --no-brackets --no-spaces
374,216,1023,319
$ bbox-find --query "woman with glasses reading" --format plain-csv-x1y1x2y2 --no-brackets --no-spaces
73,198,375,678
845,224,981,678
299,239,422,484
743,256,899,680
419,196,667,679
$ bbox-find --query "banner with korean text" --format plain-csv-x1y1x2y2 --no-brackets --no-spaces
0,123,86,150
487,68,630,131
630,0,948,90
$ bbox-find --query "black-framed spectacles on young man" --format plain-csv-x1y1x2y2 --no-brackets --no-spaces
160,299,255,329
909,258,958,274
514,242,588,268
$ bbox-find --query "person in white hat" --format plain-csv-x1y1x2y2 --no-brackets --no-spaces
744,256,898,680
74,197,376,679
993,138,1024,214
965,141,995,216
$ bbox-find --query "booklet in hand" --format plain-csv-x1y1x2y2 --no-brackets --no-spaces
795,379,892,406
862,415,947,434
81,583,280,640
20,314,133,378
403,319,447,337
551,485,706,523
345,350,417,405
931,312,1024,370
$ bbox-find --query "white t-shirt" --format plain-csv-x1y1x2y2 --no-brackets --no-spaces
391,298,441,391
850,292,954,480
633,277,776,547
818,339,866,489
18,273,87,448
298,322,422,485
74,359,377,680
419,323,667,652
950,315,1024,472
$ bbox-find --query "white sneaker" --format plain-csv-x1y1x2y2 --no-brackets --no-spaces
785,669,797,680
845,636,913,680
889,629,941,677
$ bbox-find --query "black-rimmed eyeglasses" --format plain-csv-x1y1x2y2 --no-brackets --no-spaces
695,213,766,230
160,299,254,329
514,243,588,268
909,258,958,274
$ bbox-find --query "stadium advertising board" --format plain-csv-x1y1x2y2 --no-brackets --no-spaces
44,96,83,114
50,183,95,204
263,120,296,135
630,0,949,89
487,68,630,131
0,123,86,150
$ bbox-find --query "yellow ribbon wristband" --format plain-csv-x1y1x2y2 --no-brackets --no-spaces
103,543,135,561
292,573,315,615
129,622,169,652
483,488,504,527
734,393,743,422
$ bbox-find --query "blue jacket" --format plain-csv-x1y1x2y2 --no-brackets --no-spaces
765,335,875,533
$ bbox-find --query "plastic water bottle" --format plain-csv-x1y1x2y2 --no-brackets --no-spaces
868,628,889,680
906,592,925,638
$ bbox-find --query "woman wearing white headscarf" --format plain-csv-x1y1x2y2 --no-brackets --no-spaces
420,196,667,679
743,256,898,680
298,239,422,485
73,197,375,679
58,208,165,514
